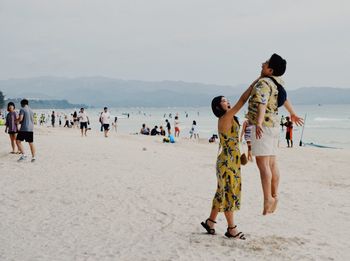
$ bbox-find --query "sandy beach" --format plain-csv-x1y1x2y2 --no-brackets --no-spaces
0,126,349,261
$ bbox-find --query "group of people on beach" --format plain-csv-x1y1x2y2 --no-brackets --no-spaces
201,53,303,239
4,99,36,162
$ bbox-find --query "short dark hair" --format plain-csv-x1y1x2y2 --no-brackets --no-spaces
104,107,107,110
268,53,287,76
7,102,15,110
211,96,225,118
20,99,29,107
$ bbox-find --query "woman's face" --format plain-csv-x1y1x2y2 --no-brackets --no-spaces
220,97,231,112
8,105,14,112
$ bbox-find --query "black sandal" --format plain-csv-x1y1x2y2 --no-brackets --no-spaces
201,218,216,235
224,226,246,240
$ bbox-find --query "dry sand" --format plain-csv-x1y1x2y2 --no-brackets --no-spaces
0,126,349,261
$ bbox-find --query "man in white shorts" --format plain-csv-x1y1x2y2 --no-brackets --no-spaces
247,53,303,215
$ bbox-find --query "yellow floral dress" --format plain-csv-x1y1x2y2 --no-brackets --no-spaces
212,119,241,212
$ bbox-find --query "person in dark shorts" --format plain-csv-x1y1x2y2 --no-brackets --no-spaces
16,99,36,162
100,107,111,138
165,119,171,136
78,108,89,137
284,116,293,147
5,102,19,154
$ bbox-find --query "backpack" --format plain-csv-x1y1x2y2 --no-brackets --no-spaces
266,76,287,107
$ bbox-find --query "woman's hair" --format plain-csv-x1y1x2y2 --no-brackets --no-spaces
7,102,15,111
192,120,197,125
211,96,226,118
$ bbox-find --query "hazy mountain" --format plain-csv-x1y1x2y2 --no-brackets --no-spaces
0,77,349,107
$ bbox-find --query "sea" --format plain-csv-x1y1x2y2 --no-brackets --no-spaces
32,104,350,149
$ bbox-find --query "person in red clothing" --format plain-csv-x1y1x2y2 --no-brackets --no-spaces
284,116,293,148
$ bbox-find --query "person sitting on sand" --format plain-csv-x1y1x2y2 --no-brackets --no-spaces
150,126,160,136
5,102,19,154
201,78,259,239
159,126,166,136
140,123,150,135
246,53,303,215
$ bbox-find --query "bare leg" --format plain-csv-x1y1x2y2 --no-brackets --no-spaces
16,140,25,154
9,134,17,152
29,143,36,158
256,156,275,215
224,211,240,236
269,156,280,212
80,128,83,137
207,207,219,229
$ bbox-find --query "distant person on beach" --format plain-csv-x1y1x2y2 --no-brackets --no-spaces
165,119,171,136
51,111,55,127
189,120,199,139
140,123,150,135
64,115,70,128
150,126,160,136
100,107,111,138
112,117,118,133
5,102,19,154
159,126,166,136
240,118,253,162
78,108,89,137
201,82,257,239
174,116,180,137
284,116,293,148
16,99,36,162
73,111,78,128
280,115,285,130
246,53,303,215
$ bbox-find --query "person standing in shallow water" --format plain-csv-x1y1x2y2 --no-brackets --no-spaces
201,78,259,239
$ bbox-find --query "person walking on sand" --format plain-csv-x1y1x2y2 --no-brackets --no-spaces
5,102,19,154
16,99,36,162
174,116,180,137
201,80,258,239
51,111,56,127
189,120,199,139
246,53,303,215
100,107,111,138
78,108,89,137
284,116,293,148
165,119,171,136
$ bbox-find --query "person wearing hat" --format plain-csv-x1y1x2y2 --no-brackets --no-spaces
246,53,303,215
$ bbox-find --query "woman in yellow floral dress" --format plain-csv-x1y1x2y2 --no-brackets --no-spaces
201,79,258,239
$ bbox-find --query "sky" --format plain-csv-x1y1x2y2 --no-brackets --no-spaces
0,0,349,89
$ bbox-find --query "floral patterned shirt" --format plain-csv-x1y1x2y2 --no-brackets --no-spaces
247,76,283,128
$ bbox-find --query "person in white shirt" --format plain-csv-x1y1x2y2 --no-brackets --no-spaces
78,108,89,137
100,107,111,138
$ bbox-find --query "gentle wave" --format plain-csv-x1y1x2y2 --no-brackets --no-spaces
314,117,350,122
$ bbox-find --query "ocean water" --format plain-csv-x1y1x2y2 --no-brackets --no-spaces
34,104,350,149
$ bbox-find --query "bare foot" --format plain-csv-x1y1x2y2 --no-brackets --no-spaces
263,198,275,215
271,195,279,213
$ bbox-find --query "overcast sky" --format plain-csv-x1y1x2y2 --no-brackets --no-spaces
0,0,349,88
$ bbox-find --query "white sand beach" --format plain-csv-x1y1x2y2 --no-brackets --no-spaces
0,126,349,261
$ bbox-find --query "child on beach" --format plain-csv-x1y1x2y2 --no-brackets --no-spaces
246,53,303,215
240,118,253,162
201,79,258,239
5,102,19,154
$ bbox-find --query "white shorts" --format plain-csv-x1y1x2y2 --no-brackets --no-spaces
251,126,279,156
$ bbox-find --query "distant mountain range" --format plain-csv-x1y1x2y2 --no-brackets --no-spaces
0,76,349,107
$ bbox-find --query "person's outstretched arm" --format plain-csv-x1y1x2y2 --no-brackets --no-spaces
225,77,260,119
283,100,304,126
